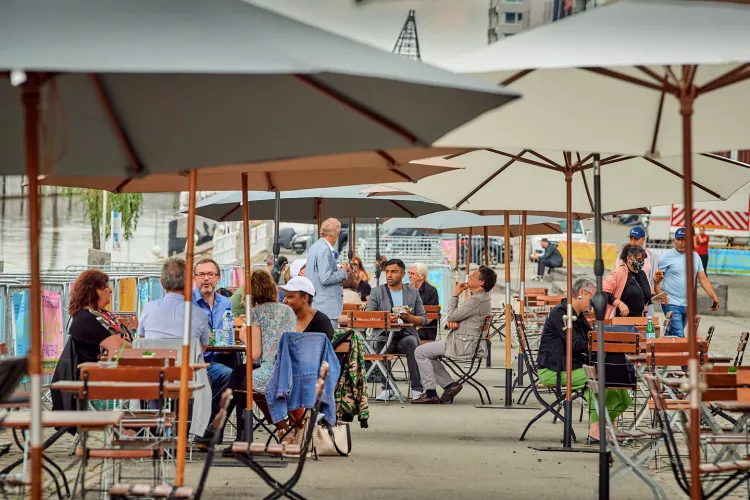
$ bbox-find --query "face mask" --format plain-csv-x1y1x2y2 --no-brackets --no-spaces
631,259,645,272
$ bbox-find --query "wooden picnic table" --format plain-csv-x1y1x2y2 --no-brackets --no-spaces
627,353,733,364
0,410,123,429
50,381,204,400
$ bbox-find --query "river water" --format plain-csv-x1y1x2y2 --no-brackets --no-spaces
0,193,179,273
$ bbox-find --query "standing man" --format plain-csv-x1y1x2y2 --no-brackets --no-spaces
306,218,351,329
529,238,563,280
658,228,720,337
615,226,660,315
366,259,427,401
408,263,440,341
192,259,233,423
695,225,710,274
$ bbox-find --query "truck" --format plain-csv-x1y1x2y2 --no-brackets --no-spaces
646,182,750,246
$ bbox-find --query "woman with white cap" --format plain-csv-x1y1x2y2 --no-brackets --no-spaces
290,259,306,278
280,276,335,340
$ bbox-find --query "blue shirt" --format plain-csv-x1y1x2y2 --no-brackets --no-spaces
138,292,209,345
192,288,233,362
390,289,404,308
658,248,704,307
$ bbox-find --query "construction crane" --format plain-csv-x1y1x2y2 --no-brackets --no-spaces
392,10,421,61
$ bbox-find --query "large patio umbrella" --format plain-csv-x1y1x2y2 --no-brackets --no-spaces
432,1,750,496
1,1,518,495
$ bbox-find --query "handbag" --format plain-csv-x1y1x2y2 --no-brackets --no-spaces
314,422,351,457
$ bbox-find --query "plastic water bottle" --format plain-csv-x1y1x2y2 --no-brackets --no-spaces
646,316,656,340
223,309,235,346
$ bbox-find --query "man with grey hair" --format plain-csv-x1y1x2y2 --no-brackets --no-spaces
306,217,351,329
408,263,440,341
535,277,632,442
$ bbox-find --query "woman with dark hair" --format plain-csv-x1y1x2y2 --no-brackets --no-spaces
280,276,335,340
352,255,370,282
603,244,666,318
223,270,296,452
52,270,132,412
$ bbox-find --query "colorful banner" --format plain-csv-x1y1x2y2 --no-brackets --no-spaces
137,281,149,315
231,267,244,288
441,240,457,267
41,290,64,375
706,248,750,276
149,278,163,301
12,291,29,358
118,278,137,311
427,267,452,309
556,241,618,270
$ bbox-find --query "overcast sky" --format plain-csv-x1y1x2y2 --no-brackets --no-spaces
249,0,490,63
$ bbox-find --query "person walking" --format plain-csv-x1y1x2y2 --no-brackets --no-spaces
695,225,710,275
604,245,665,319
306,218,351,329
658,228,720,337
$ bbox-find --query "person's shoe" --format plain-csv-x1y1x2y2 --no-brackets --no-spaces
375,390,397,401
409,393,441,404
440,383,463,404
410,390,423,400
221,445,235,458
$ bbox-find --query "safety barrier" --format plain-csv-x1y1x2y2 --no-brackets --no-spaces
647,246,750,276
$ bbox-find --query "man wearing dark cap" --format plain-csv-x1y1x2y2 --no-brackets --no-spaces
658,228,720,337
615,226,660,316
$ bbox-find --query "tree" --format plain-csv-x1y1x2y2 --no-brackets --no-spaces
61,189,144,250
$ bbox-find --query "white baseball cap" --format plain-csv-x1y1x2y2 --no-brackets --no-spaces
290,259,306,278
279,276,315,296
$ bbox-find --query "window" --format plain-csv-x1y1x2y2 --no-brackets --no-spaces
504,12,523,23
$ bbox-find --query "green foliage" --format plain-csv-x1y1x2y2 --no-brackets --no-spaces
61,188,144,250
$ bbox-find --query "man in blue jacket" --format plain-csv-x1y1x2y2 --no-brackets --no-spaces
306,218,351,329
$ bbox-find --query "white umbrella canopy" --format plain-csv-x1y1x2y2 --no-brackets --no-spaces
382,211,562,237
434,0,750,156
393,149,750,214
0,0,518,178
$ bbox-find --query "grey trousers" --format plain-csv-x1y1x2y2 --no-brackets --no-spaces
414,340,455,391
373,332,422,391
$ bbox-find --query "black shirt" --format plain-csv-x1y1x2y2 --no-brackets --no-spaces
356,281,372,301
606,270,652,317
416,281,440,341
303,310,335,340
68,310,113,364
536,300,591,372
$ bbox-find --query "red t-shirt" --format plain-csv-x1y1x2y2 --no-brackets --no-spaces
695,235,709,256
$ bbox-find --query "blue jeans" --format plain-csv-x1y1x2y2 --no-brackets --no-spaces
662,304,687,338
207,362,232,424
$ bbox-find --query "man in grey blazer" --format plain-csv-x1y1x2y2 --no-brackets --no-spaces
411,265,496,404
307,218,351,329
366,259,427,401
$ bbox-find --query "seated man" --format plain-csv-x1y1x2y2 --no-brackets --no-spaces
139,257,232,447
408,263,439,341
366,259,427,401
530,238,563,281
411,266,496,404
536,278,632,442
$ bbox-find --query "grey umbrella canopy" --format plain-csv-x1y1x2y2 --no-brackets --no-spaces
381,210,562,237
0,0,518,178
191,185,446,222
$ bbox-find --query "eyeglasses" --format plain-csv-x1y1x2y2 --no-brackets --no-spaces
195,272,219,279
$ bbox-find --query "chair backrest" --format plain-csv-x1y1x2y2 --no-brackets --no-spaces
645,338,707,370
424,304,441,323
79,365,191,383
588,331,640,355
513,314,538,378
116,349,178,367
705,326,715,347
342,303,362,312
735,332,749,367
534,295,564,306
347,310,389,330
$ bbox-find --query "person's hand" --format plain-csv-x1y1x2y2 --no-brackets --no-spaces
454,282,469,296
616,300,629,316
711,298,720,311
530,254,538,261
654,270,664,284
400,312,415,324
447,321,459,330
389,313,401,324
342,262,351,273
657,293,669,305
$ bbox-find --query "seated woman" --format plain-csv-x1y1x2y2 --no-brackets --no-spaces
536,278,632,443
223,270,296,453
280,276,335,340
52,269,132,412
604,244,666,318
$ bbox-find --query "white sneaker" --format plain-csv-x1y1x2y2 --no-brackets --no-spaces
410,390,423,400
375,390,397,401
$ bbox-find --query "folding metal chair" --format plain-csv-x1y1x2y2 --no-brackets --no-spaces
438,315,493,404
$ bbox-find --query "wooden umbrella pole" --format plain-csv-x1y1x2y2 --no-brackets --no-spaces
519,212,527,326
483,226,489,266
352,218,357,257
465,228,472,299
315,198,322,236
241,174,254,442
503,211,513,406
22,73,43,500
175,169,197,486
563,170,574,448
454,234,459,272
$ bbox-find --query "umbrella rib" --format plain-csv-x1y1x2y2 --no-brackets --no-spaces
388,200,416,217
643,157,722,199
89,74,144,175
650,87,667,156
635,66,675,91
528,150,564,169
700,153,750,170
484,149,558,171
293,74,421,145
697,63,750,95
220,203,241,222
375,150,415,182
500,69,535,87
454,149,528,209
264,172,276,192
582,67,668,93
600,155,635,166
579,169,595,213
